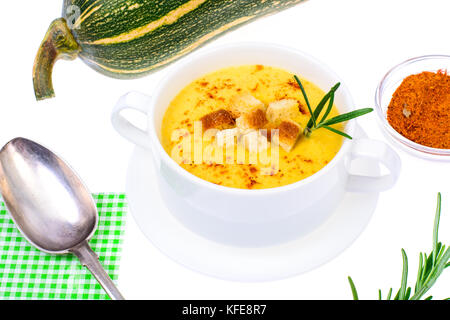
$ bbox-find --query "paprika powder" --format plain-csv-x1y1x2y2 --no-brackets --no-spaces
387,70,450,149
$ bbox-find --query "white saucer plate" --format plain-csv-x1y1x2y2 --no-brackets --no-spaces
126,125,380,282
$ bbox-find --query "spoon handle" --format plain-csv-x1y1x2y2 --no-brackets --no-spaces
71,241,125,300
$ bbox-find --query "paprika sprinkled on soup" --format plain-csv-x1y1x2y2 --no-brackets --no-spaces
387,70,450,149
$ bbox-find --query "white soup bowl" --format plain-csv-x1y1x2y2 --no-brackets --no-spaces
111,43,401,247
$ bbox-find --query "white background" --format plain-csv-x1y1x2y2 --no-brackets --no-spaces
1,0,449,299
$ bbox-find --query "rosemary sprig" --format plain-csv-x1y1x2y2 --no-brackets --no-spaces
294,76,373,139
348,193,450,300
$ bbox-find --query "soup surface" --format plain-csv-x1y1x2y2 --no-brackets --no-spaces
161,65,344,189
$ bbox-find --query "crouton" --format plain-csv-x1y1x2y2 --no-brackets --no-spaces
228,94,265,118
200,109,235,131
236,108,267,131
266,99,301,124
240,130,270,152
271,120,302,152
278,120,302,152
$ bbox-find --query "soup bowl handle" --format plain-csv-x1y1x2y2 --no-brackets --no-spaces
111,91,153,150
346,139,401,192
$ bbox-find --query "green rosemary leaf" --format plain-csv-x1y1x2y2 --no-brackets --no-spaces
393,289,400,300
306,82,340,129
425,296,433,300
436,244,446,264
348,277,359,300
422,253,433,280
405,287,411,300
387,288,393,300
378,290,382,300
422,252,429,276
322,125,352,139
294,75,316,128
319,108,374,127
436,243,443,260
399,249,409,300
306,93,329,130
319,89,336,125
446,262,450,268
433,193,442,265
416,253,423,292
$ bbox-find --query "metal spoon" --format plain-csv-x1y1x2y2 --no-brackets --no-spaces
0,138,124,300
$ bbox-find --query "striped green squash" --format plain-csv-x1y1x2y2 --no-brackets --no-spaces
33,0,306,100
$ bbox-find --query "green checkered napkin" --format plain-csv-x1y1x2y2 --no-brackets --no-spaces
0,193,127,300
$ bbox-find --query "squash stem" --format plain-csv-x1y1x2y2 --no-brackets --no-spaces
32,18,80,101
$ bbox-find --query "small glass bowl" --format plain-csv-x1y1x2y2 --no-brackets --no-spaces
375,55,450,160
